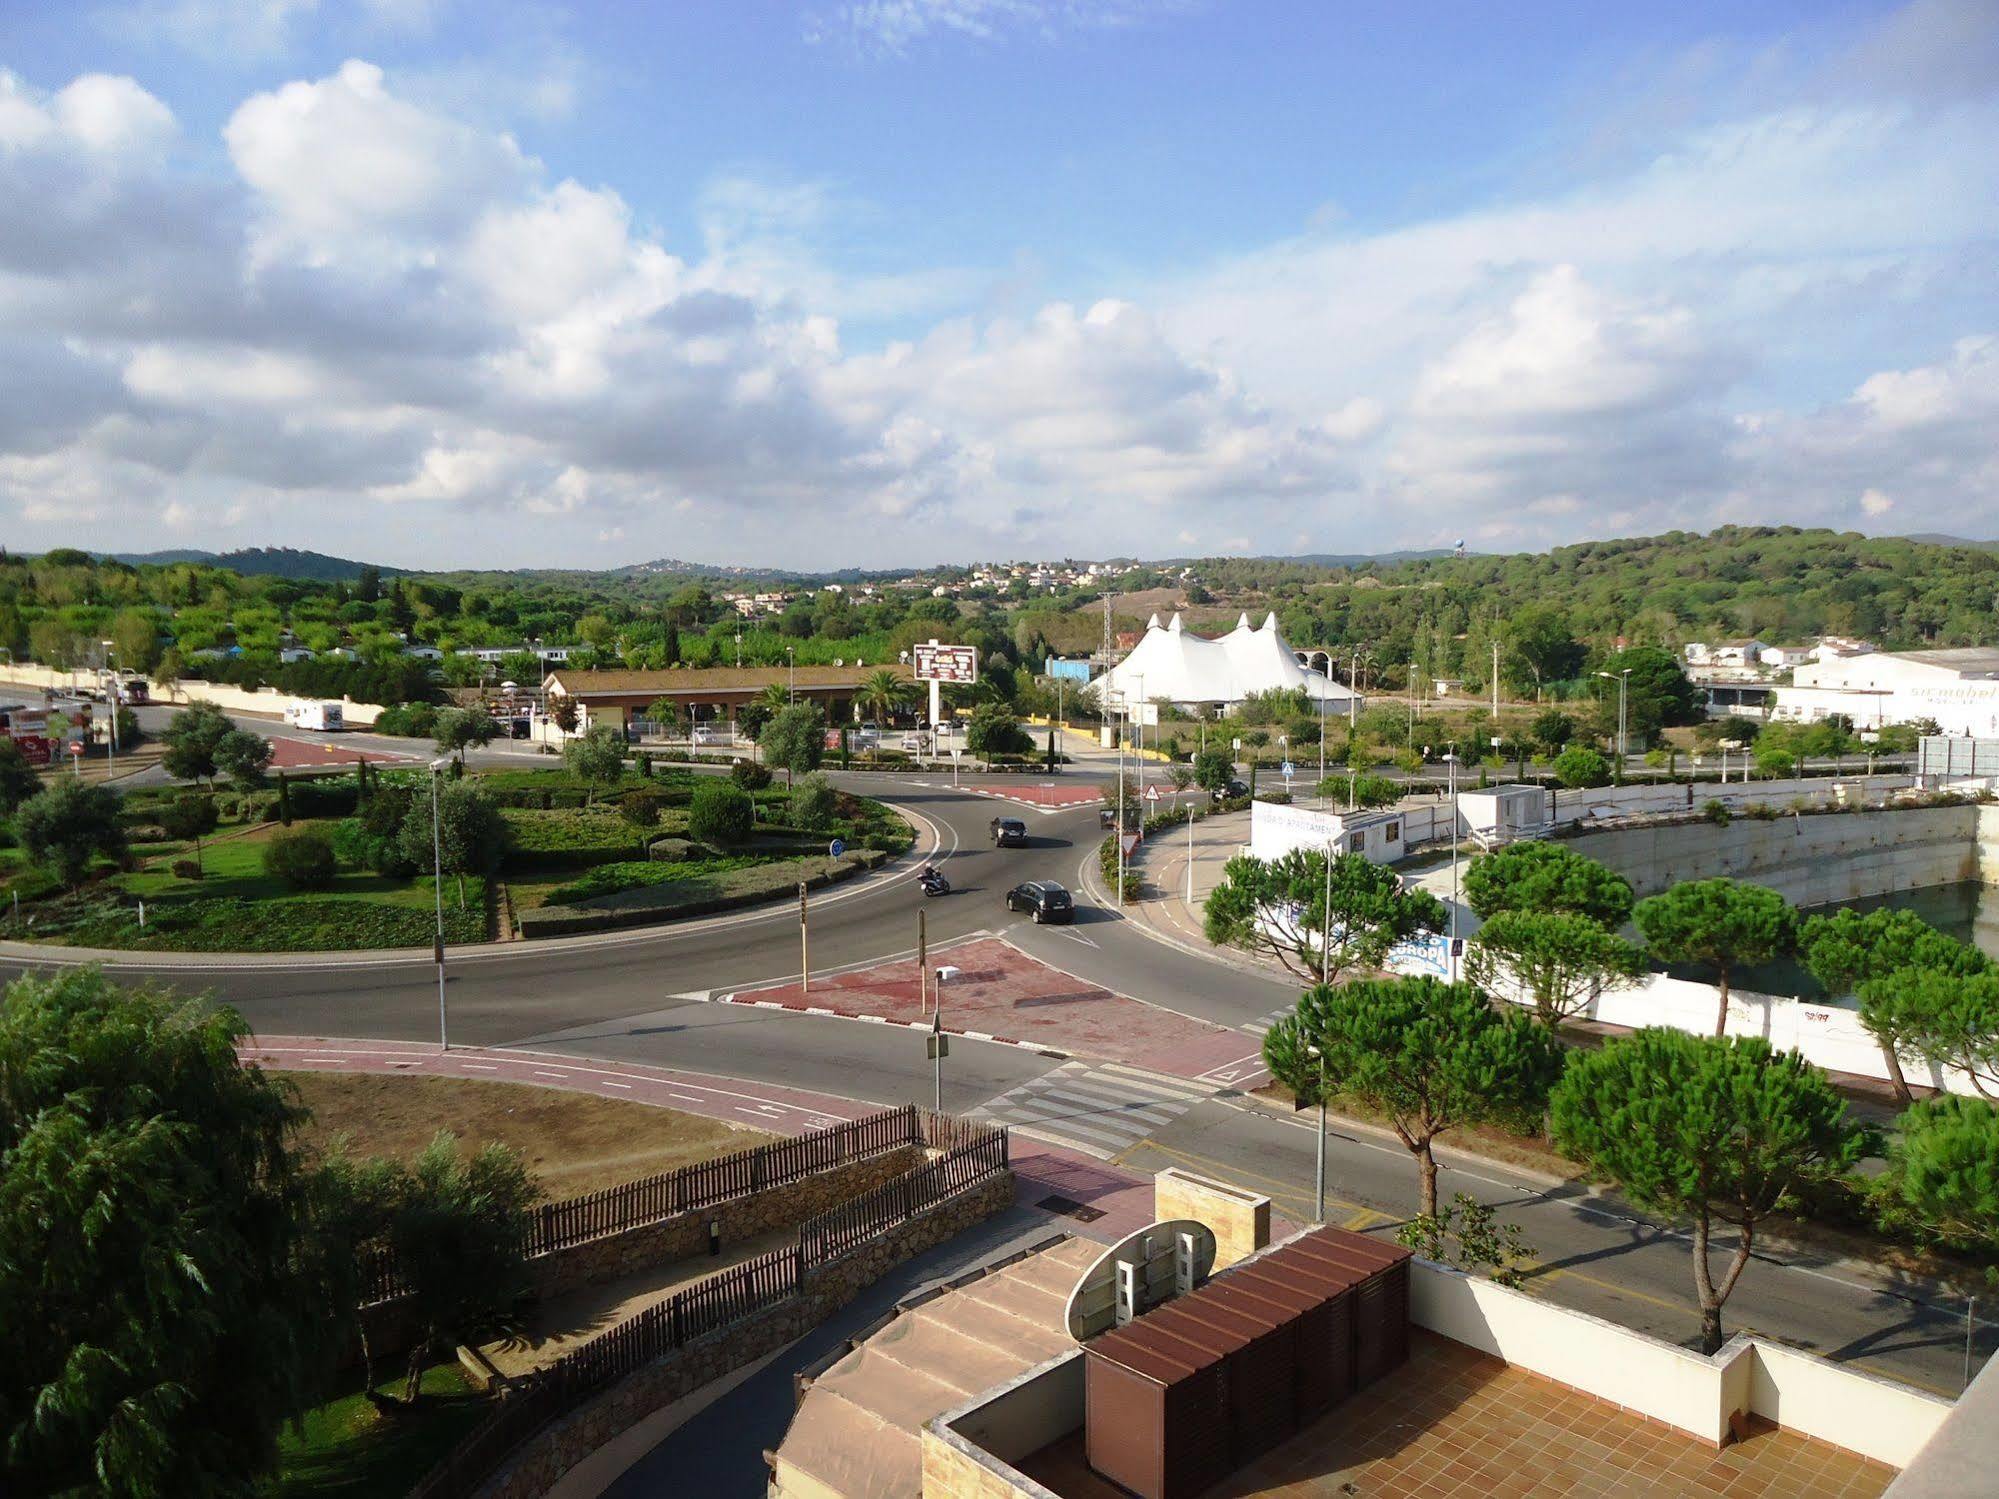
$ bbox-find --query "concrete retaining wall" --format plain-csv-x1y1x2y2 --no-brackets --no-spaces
473,1169,1018,1499
1560,804,1978,902
0,666,387,727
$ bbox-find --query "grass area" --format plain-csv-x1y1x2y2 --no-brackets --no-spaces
266,1362,487,1499
284,1071,777,1198
540,855,760,905
499,805,651,864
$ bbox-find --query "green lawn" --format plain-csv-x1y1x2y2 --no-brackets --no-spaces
266,1362,490,1499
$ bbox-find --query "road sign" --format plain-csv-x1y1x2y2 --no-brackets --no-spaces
912,643,978,683
926,1033,949,1060
1144,786,1160,802
1120,832,1141,858
829,838,845,857
1281,760,1295,779
67,740,83,755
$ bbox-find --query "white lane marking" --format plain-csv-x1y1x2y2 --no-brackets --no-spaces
604,1081,632,1089
460,1063,498,1071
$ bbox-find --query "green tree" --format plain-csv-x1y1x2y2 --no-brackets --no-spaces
376,1133,537,1404
434,706,499,766
1856,968,1999,1100
0,970,318,1494
967,702,1030,756
1205,849,1447,983
1884,1095,1999,1251
397,782,508,907
1633,879,1796,1036
264,825,337,890
161,700,234,785
1503,606,1583,696
645,696,687,738
1599,645,1704,728
1797,907,1989,1102
1464,841,1635,926
789,771,839,830
158,791,219,875
1551,1029,1867,1352
1395,1193,1537,1290
1529,709,1576,755
1317,771,1401,809
1552,745,1612,788
689,779,755,846
213,728,274,791
1263,977,1561,1216
109,606,162,672
0,737,39,814
1465,909,1648,1028
855,667,915,726
761,702,827,782
561,722,627,805
1192,746,1235,794
16,780,126,888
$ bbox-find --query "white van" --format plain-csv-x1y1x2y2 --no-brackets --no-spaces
284,699,344,732
690,723,731,747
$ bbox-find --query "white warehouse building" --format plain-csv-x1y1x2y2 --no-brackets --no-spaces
1773,647,1999,735
1090,612,1361,715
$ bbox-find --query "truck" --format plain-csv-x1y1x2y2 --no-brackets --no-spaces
284,699,344,732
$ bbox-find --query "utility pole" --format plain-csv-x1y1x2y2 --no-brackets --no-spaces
918,907,928,1014
1492,639,1500,726
429,758,451,1052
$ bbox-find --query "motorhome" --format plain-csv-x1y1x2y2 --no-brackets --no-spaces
284,700,344,732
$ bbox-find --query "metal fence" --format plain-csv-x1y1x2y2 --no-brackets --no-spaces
366,1106,923,1306
404,1118,1008,1499
799,1129,1010,1269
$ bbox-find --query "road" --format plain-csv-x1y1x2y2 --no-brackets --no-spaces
0,712,1985,1403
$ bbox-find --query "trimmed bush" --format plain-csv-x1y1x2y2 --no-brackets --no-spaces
263,826,337,890
688,781,755,846
171,859,202,880
789,773,838,831
619,791,663,828
730,760,773,791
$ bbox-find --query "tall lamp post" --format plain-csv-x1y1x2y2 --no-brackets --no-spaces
1595,668,1631,783
930,965,960,1112
1442,750,1462,982
428,756,451,1052
1307,1042,1328,1224
786,646,796,704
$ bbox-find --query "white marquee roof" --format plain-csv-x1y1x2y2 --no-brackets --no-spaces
1092,612,1359,709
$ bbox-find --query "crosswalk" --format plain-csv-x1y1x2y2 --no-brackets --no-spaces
1244,1005,1297,1037
973,1061,1217,1159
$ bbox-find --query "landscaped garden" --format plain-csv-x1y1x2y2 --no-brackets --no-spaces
0,710,914,952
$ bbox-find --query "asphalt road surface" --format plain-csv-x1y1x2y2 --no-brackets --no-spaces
1,716,1985,1404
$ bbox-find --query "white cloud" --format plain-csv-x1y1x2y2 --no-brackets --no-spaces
1860,487,1896,516
112,0,322,60
807,0,1175,53
224,60,531,250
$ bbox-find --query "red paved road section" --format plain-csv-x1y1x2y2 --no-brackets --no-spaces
964,783,1105,809
267,735,416,769
240,1034,1153,1246
726,936,1259,1079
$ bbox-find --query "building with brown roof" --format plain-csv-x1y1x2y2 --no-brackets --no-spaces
543,664,914,734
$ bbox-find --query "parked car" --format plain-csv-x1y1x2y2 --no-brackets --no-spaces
990,817,1028,847
1212,778,1250,803
691,724,731,747
1005,880,1074,924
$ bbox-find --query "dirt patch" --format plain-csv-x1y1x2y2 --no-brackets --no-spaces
286,1071,776,1199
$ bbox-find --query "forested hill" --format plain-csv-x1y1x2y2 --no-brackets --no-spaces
105,547,391,581
1180,528,1999,670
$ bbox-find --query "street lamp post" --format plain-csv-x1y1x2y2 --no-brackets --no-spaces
931,965,960,1112
786,646,796,704
1442,751,1462,982
428,757,451,1051
1596,669,1631,782
1307,1042,1328,1224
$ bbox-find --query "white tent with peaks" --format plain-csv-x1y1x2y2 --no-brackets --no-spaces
1089,612,1361,714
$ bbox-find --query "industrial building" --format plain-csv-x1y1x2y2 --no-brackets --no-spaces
1773,647,1999,735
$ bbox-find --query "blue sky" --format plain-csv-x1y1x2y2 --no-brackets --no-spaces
0,0,1994,568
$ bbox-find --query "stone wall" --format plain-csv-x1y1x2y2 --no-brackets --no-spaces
529,1145,922,1300
473,1169,1017,1499
1153,1168,1270,1270
1561,803,1978,903
359,1144,925,1363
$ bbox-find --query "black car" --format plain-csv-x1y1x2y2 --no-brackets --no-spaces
1005,880,1075,924
1211,778,1251,803
990,816,1028,847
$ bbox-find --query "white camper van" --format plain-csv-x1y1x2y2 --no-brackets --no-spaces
284,699,344,732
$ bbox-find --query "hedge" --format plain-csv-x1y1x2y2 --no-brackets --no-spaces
518,851,885,938
498,808,648,870
9,895,486,952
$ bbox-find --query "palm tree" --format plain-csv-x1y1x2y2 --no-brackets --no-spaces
856,667,914,727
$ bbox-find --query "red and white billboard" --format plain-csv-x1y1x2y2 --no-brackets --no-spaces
912,643,978,684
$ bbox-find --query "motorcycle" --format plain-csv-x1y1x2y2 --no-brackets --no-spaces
918,869,951,897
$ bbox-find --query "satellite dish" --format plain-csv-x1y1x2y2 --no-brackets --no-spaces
1064,1219,1216,1341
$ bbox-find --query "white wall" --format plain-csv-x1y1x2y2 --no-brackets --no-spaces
1411,1262,1950,1466
1,668,385,726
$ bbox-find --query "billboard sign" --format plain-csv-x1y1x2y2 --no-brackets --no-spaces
912,643,978,684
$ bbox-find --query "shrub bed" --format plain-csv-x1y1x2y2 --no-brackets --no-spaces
517,851,886,938
498,808,648,869
2,893,487,952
